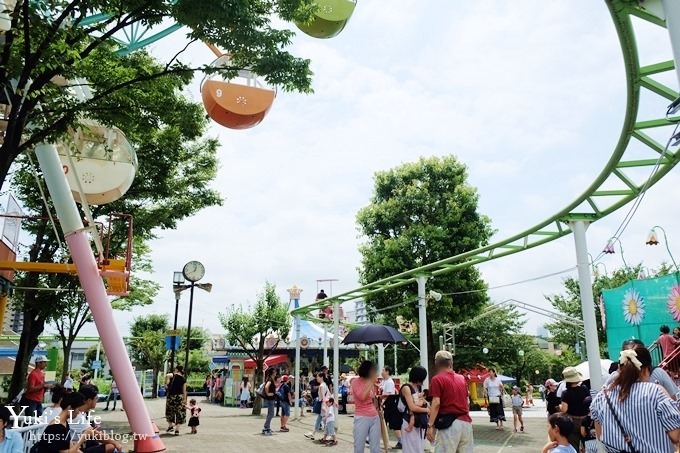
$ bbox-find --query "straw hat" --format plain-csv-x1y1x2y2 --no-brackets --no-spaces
562,367,583,384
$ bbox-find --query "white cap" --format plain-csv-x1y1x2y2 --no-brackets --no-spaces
34,355,49,364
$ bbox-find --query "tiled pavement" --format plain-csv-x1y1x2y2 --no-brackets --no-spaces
95,398,550,452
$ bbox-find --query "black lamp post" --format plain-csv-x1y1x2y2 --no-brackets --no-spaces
170,271,186,372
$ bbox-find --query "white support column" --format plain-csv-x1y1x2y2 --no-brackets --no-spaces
662,0,680,87
295,314,302,417
393,344,398,375
333,302,340,403
287,286,303,418
571,221,603,390
416,275,429,387
323,325,329,367
377,344,385,373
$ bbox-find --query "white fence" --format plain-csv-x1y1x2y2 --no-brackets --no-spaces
11,423,47,453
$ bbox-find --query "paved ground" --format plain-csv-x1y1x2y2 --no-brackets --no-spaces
96,399,551,452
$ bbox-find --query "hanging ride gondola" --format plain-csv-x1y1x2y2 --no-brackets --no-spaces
57,121,137,205
201,54,276,130
295,0,356,39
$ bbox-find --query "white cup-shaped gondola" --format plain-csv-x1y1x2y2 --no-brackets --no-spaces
57,122,137,205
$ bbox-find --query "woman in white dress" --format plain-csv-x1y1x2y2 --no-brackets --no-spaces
399,366,429,453
239,377,251,408
483,368,505,430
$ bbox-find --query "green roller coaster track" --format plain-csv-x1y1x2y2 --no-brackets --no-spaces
84,2,680,318
291,0,680,317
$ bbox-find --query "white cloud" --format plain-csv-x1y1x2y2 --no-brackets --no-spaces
65,1,680,339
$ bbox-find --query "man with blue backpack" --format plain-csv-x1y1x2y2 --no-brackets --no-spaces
278,375,293,432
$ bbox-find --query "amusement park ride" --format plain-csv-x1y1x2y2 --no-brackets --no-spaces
0,1,357,451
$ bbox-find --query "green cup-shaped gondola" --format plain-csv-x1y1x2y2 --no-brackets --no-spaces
296,0,356,39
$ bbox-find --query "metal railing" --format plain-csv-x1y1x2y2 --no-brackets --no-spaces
650,342,663,368
10,423,47,453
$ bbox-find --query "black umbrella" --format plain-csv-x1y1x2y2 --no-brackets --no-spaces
341,323,407,345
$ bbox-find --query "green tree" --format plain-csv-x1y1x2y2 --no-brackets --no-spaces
82,345,107,378
52,243,160,382
187,350,211,378
447,304,526,370
5,48,222,402
176,326,210,358
544,263,669,354
356,156,493,372
0,0,315,189
128,314,169,398
219,282,290,415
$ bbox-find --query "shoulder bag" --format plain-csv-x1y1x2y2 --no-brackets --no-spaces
602,391,639,453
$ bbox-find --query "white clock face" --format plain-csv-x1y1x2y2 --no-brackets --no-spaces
183,261,205,282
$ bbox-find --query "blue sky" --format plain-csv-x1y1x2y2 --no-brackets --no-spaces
68,1,680,339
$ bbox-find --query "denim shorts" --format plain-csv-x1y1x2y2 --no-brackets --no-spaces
280,402,291,417
325,420,335,436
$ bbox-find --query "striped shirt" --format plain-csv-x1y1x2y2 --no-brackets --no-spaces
605,368,679,398
591,381,680,453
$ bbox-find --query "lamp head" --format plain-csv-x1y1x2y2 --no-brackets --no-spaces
646,230,659,246
603,242,615,254
173,271,185,285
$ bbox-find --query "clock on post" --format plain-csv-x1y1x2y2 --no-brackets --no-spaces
182,260,205,283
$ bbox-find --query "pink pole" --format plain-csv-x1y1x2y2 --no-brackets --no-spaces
35,143,164,452
67,232,165,451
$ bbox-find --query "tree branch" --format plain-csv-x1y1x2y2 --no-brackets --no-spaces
27,0,82,71
19,65,203,152
165,38,198,72
21,0,29,67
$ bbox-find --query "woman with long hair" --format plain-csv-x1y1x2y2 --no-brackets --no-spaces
165,365,187,435
483,369,505,430
261,368,278,436
352,361,381,453
239,376,251,409
304,372,331,440
591,345,680,453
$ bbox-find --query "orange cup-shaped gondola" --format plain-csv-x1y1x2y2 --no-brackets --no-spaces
201,56,276,130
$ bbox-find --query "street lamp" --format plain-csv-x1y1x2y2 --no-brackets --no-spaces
517,349,525,385
646,226,679,272
169,272,186,372
603,237,629,269
179,261,212,377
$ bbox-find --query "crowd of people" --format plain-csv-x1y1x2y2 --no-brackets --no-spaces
540,337,680,453
10,328,680,453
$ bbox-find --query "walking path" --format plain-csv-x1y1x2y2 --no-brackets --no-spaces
96,398,550,452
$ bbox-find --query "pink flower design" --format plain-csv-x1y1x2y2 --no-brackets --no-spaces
668,285,680,321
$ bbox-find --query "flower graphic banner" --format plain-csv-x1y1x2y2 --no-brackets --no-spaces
603,272,680,360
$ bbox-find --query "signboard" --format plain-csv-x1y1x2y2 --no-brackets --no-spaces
167,329,180,335
91,360,101,370
603,272,680,358
165,335,181,351
224,378,233,398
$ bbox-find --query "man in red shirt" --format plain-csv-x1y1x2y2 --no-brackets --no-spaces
20,355,52,417
426,350,473,453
